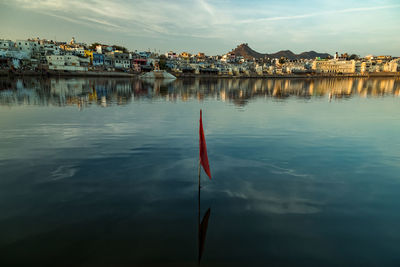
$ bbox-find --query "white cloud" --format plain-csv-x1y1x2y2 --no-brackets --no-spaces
2,0,400,54
237,4,400,24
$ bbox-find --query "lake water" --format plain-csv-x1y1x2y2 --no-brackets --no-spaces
1,77,400,266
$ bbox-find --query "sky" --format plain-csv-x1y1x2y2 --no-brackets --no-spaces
0,0,399,56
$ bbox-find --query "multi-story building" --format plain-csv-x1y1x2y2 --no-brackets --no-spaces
0,40,15,51
95,44,113,54
165,51,178,59
46,55,88,71
180,52,191,59
383,60,400,72
59,37,87,57
283,62,308,74
46,55,65,67
112,52,131,69
12,39,59,66
15,40,40,56
83,49,104,67
312,59,356,74
43,43,60,55
93,53,105,67
104,55,114,69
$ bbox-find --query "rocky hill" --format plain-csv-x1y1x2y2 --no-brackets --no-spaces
229,43,331,60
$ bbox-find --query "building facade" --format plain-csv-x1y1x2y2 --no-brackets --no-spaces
312,59,356,74
113,53,131,69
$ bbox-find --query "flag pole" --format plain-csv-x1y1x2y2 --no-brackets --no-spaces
198,109,212,265
198,159,201,265
198,111,201,265
198,160,201,190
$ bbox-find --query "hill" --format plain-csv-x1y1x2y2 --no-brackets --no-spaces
229,43,331,60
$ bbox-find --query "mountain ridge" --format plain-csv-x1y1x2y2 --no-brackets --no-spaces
230,43,331,60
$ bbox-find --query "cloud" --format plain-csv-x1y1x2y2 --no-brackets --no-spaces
7,0,227,38
81,17,128,32
237,4,400,24
2,0,400,54
6,0,400,34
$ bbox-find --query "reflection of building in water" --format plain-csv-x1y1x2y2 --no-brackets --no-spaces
1,77,400,107
0,77,134,108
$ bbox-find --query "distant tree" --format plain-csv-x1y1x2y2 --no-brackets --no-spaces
158,55,167,70
89,42,101,50
112,45,128,53
349,54,359,60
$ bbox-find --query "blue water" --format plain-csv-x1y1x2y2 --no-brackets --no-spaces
1,77,400,266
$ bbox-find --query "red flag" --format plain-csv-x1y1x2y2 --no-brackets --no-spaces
199,109,211,179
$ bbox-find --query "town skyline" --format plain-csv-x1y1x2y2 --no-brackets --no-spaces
1,0,399,57
1,36,398,59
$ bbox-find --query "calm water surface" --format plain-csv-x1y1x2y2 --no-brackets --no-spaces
1,77,400,266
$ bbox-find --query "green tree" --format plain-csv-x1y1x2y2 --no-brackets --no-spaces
349,54,359,60
112,45,128,53
158,55,167,70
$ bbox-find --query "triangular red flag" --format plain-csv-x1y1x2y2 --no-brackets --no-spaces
199,110,211,179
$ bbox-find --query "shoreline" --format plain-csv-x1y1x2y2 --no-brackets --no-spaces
1,69,400,79
0,70,137,78
172,72,400,79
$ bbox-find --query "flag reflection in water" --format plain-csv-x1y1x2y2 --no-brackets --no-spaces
198,207,211,264
198,109,211,265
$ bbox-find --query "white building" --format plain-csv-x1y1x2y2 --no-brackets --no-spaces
64,55,80,66
74,47,85,57
165,51,178,59
383,59,400,72
0,40,15,50
43,43,60,55
15,40,41,56
0,50,30,60
360,61,372,73
46,55,65,66
113,52,131,69
312,59,356,74
46,55,88,71
96,45,103,54
283,62,308,74
255,63,263,75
